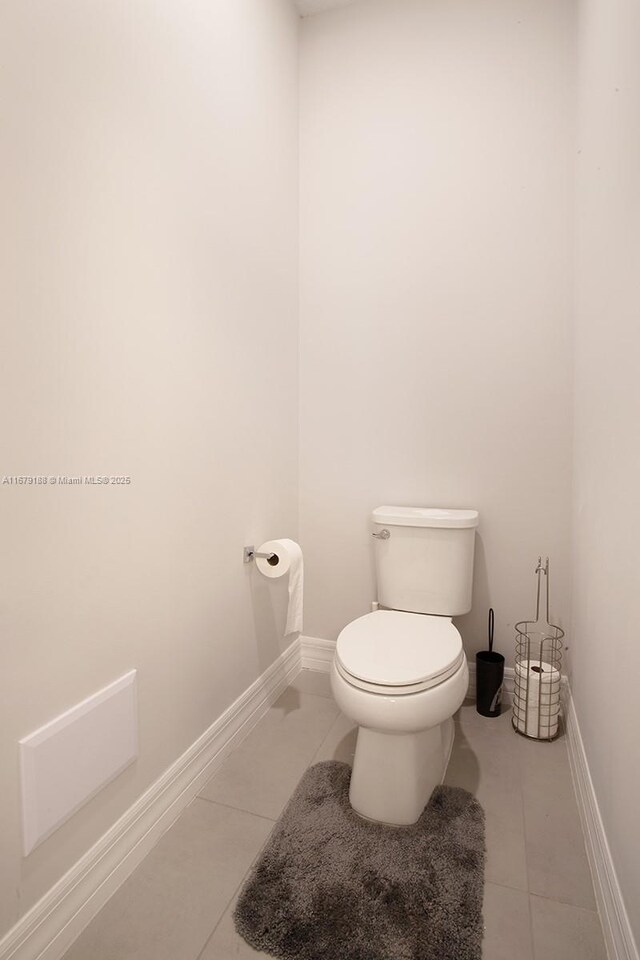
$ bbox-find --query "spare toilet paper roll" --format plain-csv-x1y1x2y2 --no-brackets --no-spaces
514,660,560,738
255,539,303,636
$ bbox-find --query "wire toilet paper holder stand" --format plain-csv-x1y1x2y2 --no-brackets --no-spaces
513,557,564,742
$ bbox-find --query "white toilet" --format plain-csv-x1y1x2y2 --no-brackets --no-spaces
330,505,479,826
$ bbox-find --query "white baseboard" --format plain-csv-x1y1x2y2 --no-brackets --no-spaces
300,635,335,672
0,639,301,960
565,686,639,960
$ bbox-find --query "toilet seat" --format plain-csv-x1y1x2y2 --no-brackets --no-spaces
335,610,465,696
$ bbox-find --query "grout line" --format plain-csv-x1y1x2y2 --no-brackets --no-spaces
526,891,536,960
484,877,530,896
515,713,537,956
308,711,344,766
194,874,245,960
195,808,280,960
485,879,529,896
195,795,278,824
528,891,601,912
195,861,261,960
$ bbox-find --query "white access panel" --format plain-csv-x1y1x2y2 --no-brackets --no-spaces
20,670,138,855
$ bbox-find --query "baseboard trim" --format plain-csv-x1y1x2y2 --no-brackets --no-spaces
565,687,639,960
300,635,335,672
0,639,301,960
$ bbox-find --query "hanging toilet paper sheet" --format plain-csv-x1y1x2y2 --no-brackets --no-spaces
255,538,303,636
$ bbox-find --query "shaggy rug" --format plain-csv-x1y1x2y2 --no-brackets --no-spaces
234,760,485,960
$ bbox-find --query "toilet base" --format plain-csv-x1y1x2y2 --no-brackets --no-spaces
349,717,455,826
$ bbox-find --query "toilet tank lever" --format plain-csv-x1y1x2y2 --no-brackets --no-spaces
372,529,391,540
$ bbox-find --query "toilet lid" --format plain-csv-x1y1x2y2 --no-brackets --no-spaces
336,610,463,690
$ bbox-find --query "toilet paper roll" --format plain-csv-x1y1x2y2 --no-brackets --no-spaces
514,660,560,738
255,539,303,636
515,708,559,739
515,659,560,683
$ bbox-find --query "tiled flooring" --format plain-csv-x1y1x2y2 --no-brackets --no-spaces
62,670,607,960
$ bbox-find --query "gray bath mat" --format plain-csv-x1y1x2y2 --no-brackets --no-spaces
234,760,485,960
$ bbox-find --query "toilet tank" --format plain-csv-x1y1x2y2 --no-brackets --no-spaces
372,506,479,616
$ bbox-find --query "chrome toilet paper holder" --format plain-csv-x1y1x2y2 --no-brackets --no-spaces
243,545,278,565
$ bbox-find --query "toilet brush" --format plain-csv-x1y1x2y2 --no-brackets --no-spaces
476,608,505,717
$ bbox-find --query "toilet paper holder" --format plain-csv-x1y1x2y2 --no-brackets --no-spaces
243,545,278,565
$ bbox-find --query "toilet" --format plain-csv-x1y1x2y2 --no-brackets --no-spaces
330,505,479,826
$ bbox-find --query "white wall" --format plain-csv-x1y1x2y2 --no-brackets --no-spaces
0,0,298,936
299,0,575,657
572,0,640,941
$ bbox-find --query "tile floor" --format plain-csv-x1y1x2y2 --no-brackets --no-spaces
62,670,607,960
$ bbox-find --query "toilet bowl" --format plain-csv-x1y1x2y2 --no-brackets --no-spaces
331,609,468,825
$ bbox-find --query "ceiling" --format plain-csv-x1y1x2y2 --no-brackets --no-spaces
296,0,360,17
